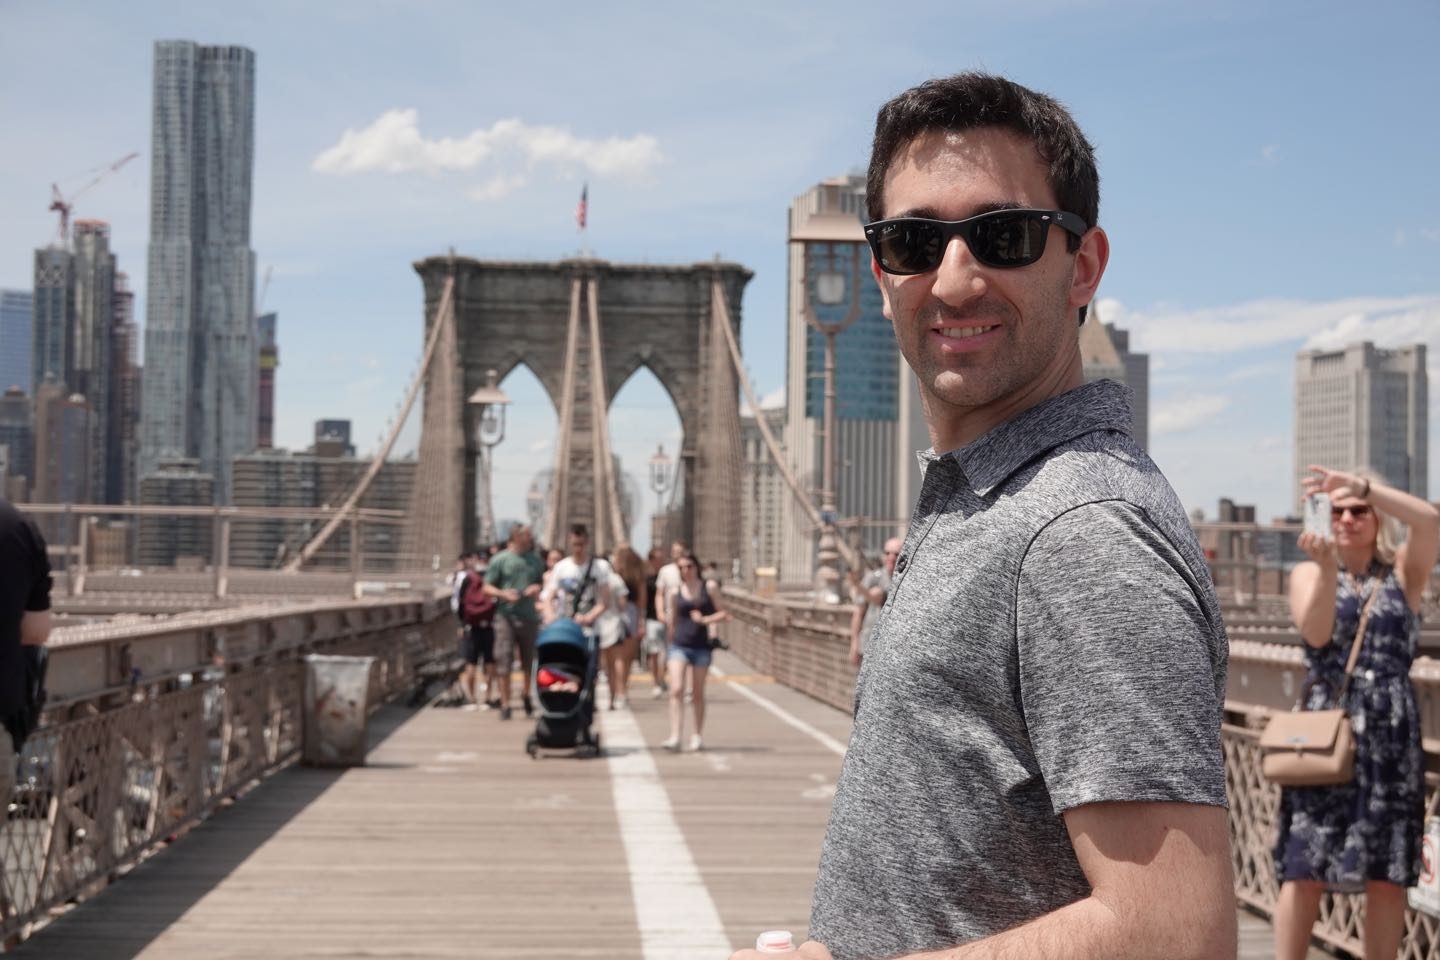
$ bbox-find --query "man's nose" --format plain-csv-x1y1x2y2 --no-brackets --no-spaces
929,235,987,304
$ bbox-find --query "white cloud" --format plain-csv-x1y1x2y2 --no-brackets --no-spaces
741,386,786,416
1153,393,1230,434
312,109,664,180
467,174,528,202
1260,144,1280,163
1097,294,1440,355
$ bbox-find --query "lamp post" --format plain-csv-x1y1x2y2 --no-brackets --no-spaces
648,443,673,548
799,241,864,596
467,368,510,547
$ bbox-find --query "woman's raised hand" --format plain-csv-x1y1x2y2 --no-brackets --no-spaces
1303,464,1364,499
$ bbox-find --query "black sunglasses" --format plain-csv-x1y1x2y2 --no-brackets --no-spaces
864,208,1088,275
1332,504,1372,520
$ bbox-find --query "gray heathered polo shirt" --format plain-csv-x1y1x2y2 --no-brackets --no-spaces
808,379,1228,959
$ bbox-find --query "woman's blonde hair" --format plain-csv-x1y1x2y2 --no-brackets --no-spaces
1351,466,1400,565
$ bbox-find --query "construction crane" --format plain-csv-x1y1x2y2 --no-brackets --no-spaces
49,151,139,247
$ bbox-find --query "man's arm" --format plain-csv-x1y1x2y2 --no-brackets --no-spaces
20,609,51,646
737,802,1234,960
918,801,1233,959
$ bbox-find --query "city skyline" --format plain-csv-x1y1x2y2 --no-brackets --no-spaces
1,2,1437,532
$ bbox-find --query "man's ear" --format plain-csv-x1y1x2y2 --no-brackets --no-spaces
870,254,896,324
1069,226,1109,316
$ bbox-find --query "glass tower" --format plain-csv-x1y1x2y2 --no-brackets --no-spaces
140,40,257,503
0,290,32,395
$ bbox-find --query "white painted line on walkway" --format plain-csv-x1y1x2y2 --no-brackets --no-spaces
600,703,734,959
711,665,848,758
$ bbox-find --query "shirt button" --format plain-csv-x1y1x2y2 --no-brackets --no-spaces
895,554,908,573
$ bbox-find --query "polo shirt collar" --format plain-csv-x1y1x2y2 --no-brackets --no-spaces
917,379,1134,497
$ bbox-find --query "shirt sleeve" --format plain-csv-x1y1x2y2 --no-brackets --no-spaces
1015,501,1226,813
23,517,52,613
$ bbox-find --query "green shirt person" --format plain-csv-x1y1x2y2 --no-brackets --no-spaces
484,526,545,623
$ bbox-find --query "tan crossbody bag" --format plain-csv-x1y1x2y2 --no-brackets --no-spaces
1259,583,1380,787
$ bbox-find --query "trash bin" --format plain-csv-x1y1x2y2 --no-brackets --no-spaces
302,654,377,767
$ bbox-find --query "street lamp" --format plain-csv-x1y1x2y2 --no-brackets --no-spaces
648,443,673,547
799,241,864,596
467,367,510,546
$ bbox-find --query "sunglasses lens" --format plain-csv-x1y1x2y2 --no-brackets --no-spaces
972,212,1048,267
869,211,1053,274
873,220,943,274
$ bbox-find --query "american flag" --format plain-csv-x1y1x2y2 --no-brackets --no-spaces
575,183,588,231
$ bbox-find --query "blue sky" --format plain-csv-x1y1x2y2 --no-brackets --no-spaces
1,1,1437,536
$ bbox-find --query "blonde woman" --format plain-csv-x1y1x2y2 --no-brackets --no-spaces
1273,466,1440,960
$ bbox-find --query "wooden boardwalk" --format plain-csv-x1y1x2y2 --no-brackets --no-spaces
17,651,1320,958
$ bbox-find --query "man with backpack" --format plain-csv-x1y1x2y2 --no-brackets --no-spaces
456,550,498,709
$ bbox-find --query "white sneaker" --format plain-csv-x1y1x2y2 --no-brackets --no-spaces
614,696,628,709
651,686,665,700
660,735,681,752
688,735,703,752
461,702,479,712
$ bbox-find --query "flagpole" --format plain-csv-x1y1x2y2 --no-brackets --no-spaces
576,182,589,258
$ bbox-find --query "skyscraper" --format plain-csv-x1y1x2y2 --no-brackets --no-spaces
140,40,258,503
110,273,141,503
72,220,116,502
1079,306,1150,451
0,387,33,501
1294,341,1428,506
0,290,33,393
739,404,786,582
32,246,73,398
780,175,900,585
257,311,278,448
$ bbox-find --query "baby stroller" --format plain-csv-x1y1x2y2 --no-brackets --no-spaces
525,618,601,758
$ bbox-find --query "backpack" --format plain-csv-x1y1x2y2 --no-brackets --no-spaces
460,570,497,626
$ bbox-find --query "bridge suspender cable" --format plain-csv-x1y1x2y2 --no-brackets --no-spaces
284,273,457,572
587,276,627,551
709,275,861,572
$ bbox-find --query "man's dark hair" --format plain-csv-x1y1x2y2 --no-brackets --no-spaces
569,524,589,539
866,72,1099,322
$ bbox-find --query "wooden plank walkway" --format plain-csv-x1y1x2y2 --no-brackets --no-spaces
17,651,1320,958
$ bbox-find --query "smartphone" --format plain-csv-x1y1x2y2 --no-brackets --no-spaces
1302,492,1332,540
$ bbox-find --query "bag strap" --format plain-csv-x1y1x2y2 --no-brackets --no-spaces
571,557,595,618
1335,577,1383,707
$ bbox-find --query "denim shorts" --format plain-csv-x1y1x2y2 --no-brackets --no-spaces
667,645,712,669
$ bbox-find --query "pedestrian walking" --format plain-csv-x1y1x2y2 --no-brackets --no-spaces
608,544,648,709
484,523,545,721
1272,466,1439,960
457,550,497,709
662,554,729,752
733,71,1233,960
539,524,614,638
847,536,900,669
642,547,669,699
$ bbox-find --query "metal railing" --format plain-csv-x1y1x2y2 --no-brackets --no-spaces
0,596,453,945
718,587,1440,959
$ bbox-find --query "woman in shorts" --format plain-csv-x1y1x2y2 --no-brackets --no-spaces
662,554,729,752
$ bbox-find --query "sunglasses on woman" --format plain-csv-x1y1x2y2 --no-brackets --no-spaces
864,208,1088,275
1331,504,1372,520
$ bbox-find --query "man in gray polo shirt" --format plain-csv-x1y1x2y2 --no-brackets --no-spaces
732,74,1233,960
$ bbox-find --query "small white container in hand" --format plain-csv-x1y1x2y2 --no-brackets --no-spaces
755,930,795,953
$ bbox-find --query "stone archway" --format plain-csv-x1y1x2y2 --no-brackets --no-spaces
413,256,753,566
